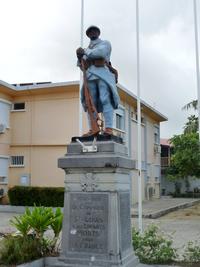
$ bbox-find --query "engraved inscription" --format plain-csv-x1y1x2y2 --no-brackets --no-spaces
69,193,108,254
119,192,131,252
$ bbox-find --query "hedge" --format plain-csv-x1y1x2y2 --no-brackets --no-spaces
172,192,200,198
8,186,64,207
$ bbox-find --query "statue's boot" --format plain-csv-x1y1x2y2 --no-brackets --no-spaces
104,127,113,135
82,129,100,137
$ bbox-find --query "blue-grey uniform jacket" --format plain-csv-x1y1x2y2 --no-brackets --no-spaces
80,38,120,113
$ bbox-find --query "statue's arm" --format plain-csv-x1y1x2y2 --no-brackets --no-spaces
85,41,111,59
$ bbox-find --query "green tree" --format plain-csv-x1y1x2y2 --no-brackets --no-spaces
167,133,200,181
183,115,198,134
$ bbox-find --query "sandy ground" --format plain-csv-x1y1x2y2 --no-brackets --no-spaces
162,203,200,219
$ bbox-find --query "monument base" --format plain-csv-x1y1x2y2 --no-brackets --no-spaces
57,141,139,267
45,253,138,267
58,252,138,267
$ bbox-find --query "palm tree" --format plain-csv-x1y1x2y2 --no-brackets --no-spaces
183,115,198,134
182,100,198,111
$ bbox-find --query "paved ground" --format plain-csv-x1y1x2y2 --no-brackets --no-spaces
0,198,200,267
0,211,16,233
132,197,200,218
132,215,200,254
132,197,200,256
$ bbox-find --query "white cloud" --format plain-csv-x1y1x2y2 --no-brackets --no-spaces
0,0,199,137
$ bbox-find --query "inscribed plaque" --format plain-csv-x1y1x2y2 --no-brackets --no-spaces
68,193,108,254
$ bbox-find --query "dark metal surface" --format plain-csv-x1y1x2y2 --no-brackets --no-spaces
71,134,123,144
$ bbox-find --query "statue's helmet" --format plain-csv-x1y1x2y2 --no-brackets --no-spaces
86,25,101,37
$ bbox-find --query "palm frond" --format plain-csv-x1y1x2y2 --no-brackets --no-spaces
182,100,198,111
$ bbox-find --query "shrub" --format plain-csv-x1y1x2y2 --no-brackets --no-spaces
22,206,54,239
0,235,43,265
8,186,64,207
172,192,200,198
0,206,63,265
183,241,200,263
10,213,31,236
132,224,177,264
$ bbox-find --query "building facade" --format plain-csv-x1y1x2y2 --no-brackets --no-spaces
0,80,167,204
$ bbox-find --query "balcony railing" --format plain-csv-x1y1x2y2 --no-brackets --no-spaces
161,157,170,167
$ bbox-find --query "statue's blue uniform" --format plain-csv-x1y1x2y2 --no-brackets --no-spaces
80,38,120,129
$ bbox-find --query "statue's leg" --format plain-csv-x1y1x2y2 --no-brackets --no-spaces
86,80,98,130
98,79,114,130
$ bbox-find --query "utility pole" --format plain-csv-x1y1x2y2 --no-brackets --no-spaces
193,0,200,141
136,0,143,233
79,0,84,136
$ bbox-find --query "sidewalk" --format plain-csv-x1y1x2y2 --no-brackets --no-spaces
132,197,200,218
1,197,199,217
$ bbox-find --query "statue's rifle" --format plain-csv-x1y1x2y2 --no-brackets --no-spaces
81,59,103,135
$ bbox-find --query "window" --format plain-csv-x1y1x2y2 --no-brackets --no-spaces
0,176,6,184
114,106,125,131
135,114,145,124
154,165,160,181
154,125,160,144
20,174,30,186
0,157,9,181
131,111,145,124
147,164,152,177
0,100,11,128
0,188,4,196
10,156,24,167
131,111,134,119
146,176,151,183
116,114,123,130
12,102,25,111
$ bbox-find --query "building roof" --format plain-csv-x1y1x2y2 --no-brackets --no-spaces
160,138,172,146
117,83,167,122
0,79,167,122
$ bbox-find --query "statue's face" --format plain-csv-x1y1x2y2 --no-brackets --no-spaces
87,29,100,40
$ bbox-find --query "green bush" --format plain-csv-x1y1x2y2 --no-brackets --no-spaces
132,224,177,264
8,186,64,207
172,192,200,198
0,235,43,265
0,206,63,265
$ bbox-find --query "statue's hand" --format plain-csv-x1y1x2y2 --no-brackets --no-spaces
76,47,85,59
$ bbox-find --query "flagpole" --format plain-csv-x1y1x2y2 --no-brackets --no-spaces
136,0,143,233
79,0,84,136
193,0,200,141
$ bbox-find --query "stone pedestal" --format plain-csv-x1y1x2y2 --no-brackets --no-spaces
57,140,139,267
